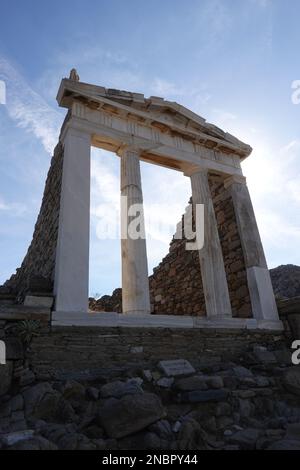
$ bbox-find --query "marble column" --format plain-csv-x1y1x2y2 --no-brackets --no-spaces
224,175,280,325
187,167,232,318
120,146,151,315
54,127,91,313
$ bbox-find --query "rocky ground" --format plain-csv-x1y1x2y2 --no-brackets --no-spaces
1,345,300,451
270,265,300,300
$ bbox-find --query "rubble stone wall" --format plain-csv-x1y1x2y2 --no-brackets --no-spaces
3,143,64,299
149,174,252,318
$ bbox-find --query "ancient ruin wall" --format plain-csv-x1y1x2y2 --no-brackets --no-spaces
3,143,64,298
92,175,252,317
149,175,252,318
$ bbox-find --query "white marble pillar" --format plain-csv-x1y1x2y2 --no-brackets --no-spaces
120,146,151,315
54,127,91,313
187,168,232,318
224,175,280,326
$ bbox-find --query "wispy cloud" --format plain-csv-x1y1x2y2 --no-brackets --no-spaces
211,108,237,128
0,55,61,153
0,196,28,216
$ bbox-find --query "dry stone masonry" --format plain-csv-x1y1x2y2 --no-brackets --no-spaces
1,322,300,450
2,143,64,301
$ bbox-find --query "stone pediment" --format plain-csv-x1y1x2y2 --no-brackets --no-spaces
57,77,252,160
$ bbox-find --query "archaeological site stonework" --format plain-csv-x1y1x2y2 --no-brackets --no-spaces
149,174,251,318
1,71,300,451
0,71,282,331
2,142,64,300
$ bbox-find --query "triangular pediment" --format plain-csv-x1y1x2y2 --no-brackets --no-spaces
57,77,252,159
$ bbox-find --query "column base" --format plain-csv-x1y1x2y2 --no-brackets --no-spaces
123,310,151,315
52,311,284,330
247,266,279,322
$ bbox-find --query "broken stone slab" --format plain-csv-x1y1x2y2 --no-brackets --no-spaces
99,393,165,439
24,295,54,308
158,359,195,377
156,377,174,388
175,375,208,391
0,430,35,447
100,379,143,398
180,389,228,403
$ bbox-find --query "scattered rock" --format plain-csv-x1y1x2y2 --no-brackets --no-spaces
252,346,277,364
205,376,224,389
0,430,34,447
157,377,174,388
100,379,143,398
228,428,261,450
10,394,24,411
86,387,99,401
159,359,195,377
175,375,208,391
142,370,153,382
9,435,58,450
255,376,270,388
99,393,165,438
149,420,173,440
267,439,300,450
180,389,228,403
232,366,253,378
177,419,206,450
216,402,231,417
283,367,300,396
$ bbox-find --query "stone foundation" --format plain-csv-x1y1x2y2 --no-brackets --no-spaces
1,323,300,450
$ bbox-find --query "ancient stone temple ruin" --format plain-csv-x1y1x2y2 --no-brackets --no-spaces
2,71,282,330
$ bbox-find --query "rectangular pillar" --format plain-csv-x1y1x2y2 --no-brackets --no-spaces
120,146,151,315
224,175,280,327
188,168,232,318
54,127,91,313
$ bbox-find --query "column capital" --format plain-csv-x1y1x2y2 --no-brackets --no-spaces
184,165,208,177
116,144,141,158
224,174,247,189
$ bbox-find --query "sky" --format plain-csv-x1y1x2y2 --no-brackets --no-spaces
0,0,299,297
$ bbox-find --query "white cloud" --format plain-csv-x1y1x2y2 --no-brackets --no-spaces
210,108,237,128
151,78,186,97
0,56,61,154
0,197,28,216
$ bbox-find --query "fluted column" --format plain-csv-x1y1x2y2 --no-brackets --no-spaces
187,167,232,318
120,146,151,315
224,175,280,325
54,127,91,312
